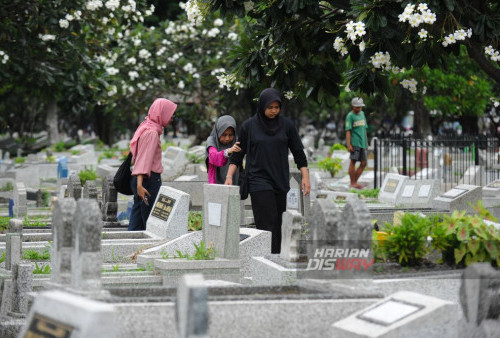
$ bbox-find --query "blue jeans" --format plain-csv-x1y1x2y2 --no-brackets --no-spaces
128,172,162,231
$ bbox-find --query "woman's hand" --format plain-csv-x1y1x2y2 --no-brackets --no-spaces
300,167,311,196
224,176,233,185
228,142,241,155
137,174,151,205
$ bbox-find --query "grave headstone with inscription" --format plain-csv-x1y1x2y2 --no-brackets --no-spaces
459,263,500,337
67,174,82,200
433,184,482,213
5,219,23,271
71,199,103,292
83,180,98,200
280,210,307,262
13,182,27,217
332,291,457,337
202,184,240,259
395,179,440,208
101,176,119,226
378,173,408,204
19,291,117,338
146,186,189,239
176,274,208,338
51,198,77,285
162,146,188,175
289,168,310,217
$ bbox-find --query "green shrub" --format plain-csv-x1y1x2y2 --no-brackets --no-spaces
46,155,56,163
14,157,25,164
23,216,48,227
329,143,347,152
350,188,380,199
188,211,203,231
22,248,50,260
0,182,13,191
33,262,51,274
317,157,343,177
78,166,97,185
378,213,431,266
0,217,10,232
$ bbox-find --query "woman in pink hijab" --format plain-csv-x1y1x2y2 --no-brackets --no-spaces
128,98,177,231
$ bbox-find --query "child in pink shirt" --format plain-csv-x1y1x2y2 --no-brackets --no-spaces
205,116,241,184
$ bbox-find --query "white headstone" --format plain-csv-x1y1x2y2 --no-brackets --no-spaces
378,174,408,204
433,184,482,213
146,186,190,239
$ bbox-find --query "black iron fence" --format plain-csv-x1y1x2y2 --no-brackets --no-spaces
373,136,500,190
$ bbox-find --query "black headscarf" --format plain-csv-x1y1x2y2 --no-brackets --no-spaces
254,88,284,136
205,115,237,184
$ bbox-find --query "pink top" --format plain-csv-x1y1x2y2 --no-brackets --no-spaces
131,130,163,176
208,146,228,184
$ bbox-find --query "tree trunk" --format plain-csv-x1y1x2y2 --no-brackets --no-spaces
46,101,60,145
94,106,113,145
412,98,431,137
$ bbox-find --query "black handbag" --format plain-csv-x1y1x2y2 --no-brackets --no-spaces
238,121,252,200
113,152,133,195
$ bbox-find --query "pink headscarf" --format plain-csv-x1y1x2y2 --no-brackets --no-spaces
129,98,177,157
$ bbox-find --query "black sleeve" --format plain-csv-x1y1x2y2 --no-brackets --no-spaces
287,119,308,169
229,119,249,167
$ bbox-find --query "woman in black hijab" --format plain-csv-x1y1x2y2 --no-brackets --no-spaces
225,88,311,254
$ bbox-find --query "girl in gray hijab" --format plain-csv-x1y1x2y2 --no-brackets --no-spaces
206,115,241,184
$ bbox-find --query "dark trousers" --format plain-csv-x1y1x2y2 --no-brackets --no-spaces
129,172,161,231
250,190,287,254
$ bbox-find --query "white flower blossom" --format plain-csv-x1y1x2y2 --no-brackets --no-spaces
178,80,185,89
359,41,365,52
65,14,74,21
418,29,428,40
106,67,119,75
370,51,391,69
207,28,220,37
214,18,223,27
86,0,104,11
401,78,418,94
126,57,137,65
107,85,117,96
105,0,120,11
128,71,139,80
40,34,56,41
185,0,204,25
74,11,82,20
284,91,294,100
138,49,151,59
0,50,9,64
59,19,69,29
227,32,238,40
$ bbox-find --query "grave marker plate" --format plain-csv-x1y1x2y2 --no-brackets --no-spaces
441,188,467,199
26,313,75,337
287,188,299,209
151,194,176,222
418,184,431,197
208,202,222,226
401,185,415,198
383,179,399,193
357,299,423,326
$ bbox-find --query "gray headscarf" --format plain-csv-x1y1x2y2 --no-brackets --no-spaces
206,115,238,184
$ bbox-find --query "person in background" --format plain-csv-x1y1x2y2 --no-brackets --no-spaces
206,115,241,184
346,97,368,189
128,98,177,231
224,88,311,254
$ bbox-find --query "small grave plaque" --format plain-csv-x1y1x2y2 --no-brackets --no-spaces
384,179,399,193
401,185,415,198
287,188,299,209
357,299,423,326
418,184,431,197
208,202,222,226
151,194,176,221
26,313,74,337
441,188,467,199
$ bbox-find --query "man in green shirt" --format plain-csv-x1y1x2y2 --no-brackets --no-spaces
345,97,368,189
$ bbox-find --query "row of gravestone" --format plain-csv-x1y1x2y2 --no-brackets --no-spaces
9,262,500,338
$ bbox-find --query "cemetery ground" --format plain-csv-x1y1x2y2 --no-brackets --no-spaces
0,134,498,337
